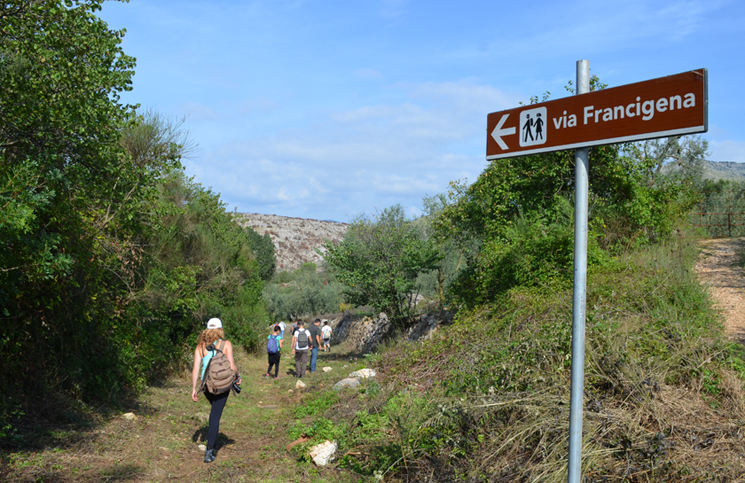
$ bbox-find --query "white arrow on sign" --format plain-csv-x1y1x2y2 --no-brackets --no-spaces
491,114,516,150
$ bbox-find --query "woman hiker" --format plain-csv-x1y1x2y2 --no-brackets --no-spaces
265,324,283,378
191,318,241,463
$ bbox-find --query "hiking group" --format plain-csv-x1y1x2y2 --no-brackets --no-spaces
190,317,334,464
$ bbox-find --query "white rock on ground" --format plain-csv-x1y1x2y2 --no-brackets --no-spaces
198,444,207,451
309,440,337,466
323,366,333,372
295,379,307,389
122,412,137,421
349,368,376,379
334,377,361,391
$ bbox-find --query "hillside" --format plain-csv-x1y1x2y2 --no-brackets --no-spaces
704,160,745,181
231,160,744,274
234,213,348,272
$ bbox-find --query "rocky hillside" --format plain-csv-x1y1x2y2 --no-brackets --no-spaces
234,213,348,272
704,160,745,181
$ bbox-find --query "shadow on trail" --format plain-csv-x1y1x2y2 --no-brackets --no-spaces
98,462,144,482
278,349,367,378
191,426,235,450
0,391,157,453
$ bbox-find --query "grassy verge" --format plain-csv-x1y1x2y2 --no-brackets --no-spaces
305,239,745,482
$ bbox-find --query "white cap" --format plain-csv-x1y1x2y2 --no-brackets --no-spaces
207,318,223,329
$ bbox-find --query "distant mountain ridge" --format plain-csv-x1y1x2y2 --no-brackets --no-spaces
234,213,348,272
234,160,742,273
704,160,745,181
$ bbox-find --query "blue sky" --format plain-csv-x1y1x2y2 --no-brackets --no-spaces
99,0,745,222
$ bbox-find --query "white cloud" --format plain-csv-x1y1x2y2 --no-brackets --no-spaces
235,98,277,115
379,0,408,19
194,80,505,219
496,0,725,59
177,101,220,121
354,68,383,80
410,81,520,114
709,139,745,162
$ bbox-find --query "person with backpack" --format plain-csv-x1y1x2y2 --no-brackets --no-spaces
291,320,313,378
321,320,332,352
308,318,323,373
265,325,283,378
191,318,241,464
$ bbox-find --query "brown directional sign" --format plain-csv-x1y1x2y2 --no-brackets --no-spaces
486,69,708,160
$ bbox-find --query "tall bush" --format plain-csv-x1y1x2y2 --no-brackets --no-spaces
323,205,441,328
0,3,270,425
263,263,344,321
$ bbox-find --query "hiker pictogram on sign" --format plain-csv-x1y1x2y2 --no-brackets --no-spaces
519,107,547,147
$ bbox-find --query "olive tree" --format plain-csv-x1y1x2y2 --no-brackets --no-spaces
322,205,441,328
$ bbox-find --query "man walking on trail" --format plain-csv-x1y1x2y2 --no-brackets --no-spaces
291,320,312,378
278,320,286,340
321,320,332,352
308,318,323,373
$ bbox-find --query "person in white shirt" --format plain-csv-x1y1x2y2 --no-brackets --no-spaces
291,320,313,377
321,320,333,352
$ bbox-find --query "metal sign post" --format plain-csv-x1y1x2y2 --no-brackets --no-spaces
484,62,708,483
567,59,590,483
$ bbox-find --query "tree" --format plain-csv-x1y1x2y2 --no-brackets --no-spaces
262,263,343,321
323,205,441,327
244,228,276,281
412,193,471,309
0,0,141,411
435,135,707,306
0,2,271,423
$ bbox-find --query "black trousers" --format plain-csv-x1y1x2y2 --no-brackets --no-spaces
205,390,229,449
267,352,281,376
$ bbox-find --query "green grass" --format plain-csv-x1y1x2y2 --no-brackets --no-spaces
307,239,745,482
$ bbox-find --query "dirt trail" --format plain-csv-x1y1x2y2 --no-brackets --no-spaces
695,237,745,342
2,341,367,482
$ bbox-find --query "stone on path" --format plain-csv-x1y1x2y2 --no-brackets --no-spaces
334,377,361,391
323,366,333,372
309,440,337,466
295,379,307,389
198,444,207,451
122,412,137,421
349,368,376,379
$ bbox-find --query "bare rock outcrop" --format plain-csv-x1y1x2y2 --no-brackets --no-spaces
329,311,454,354
331,313,392,354
234,213,348,272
